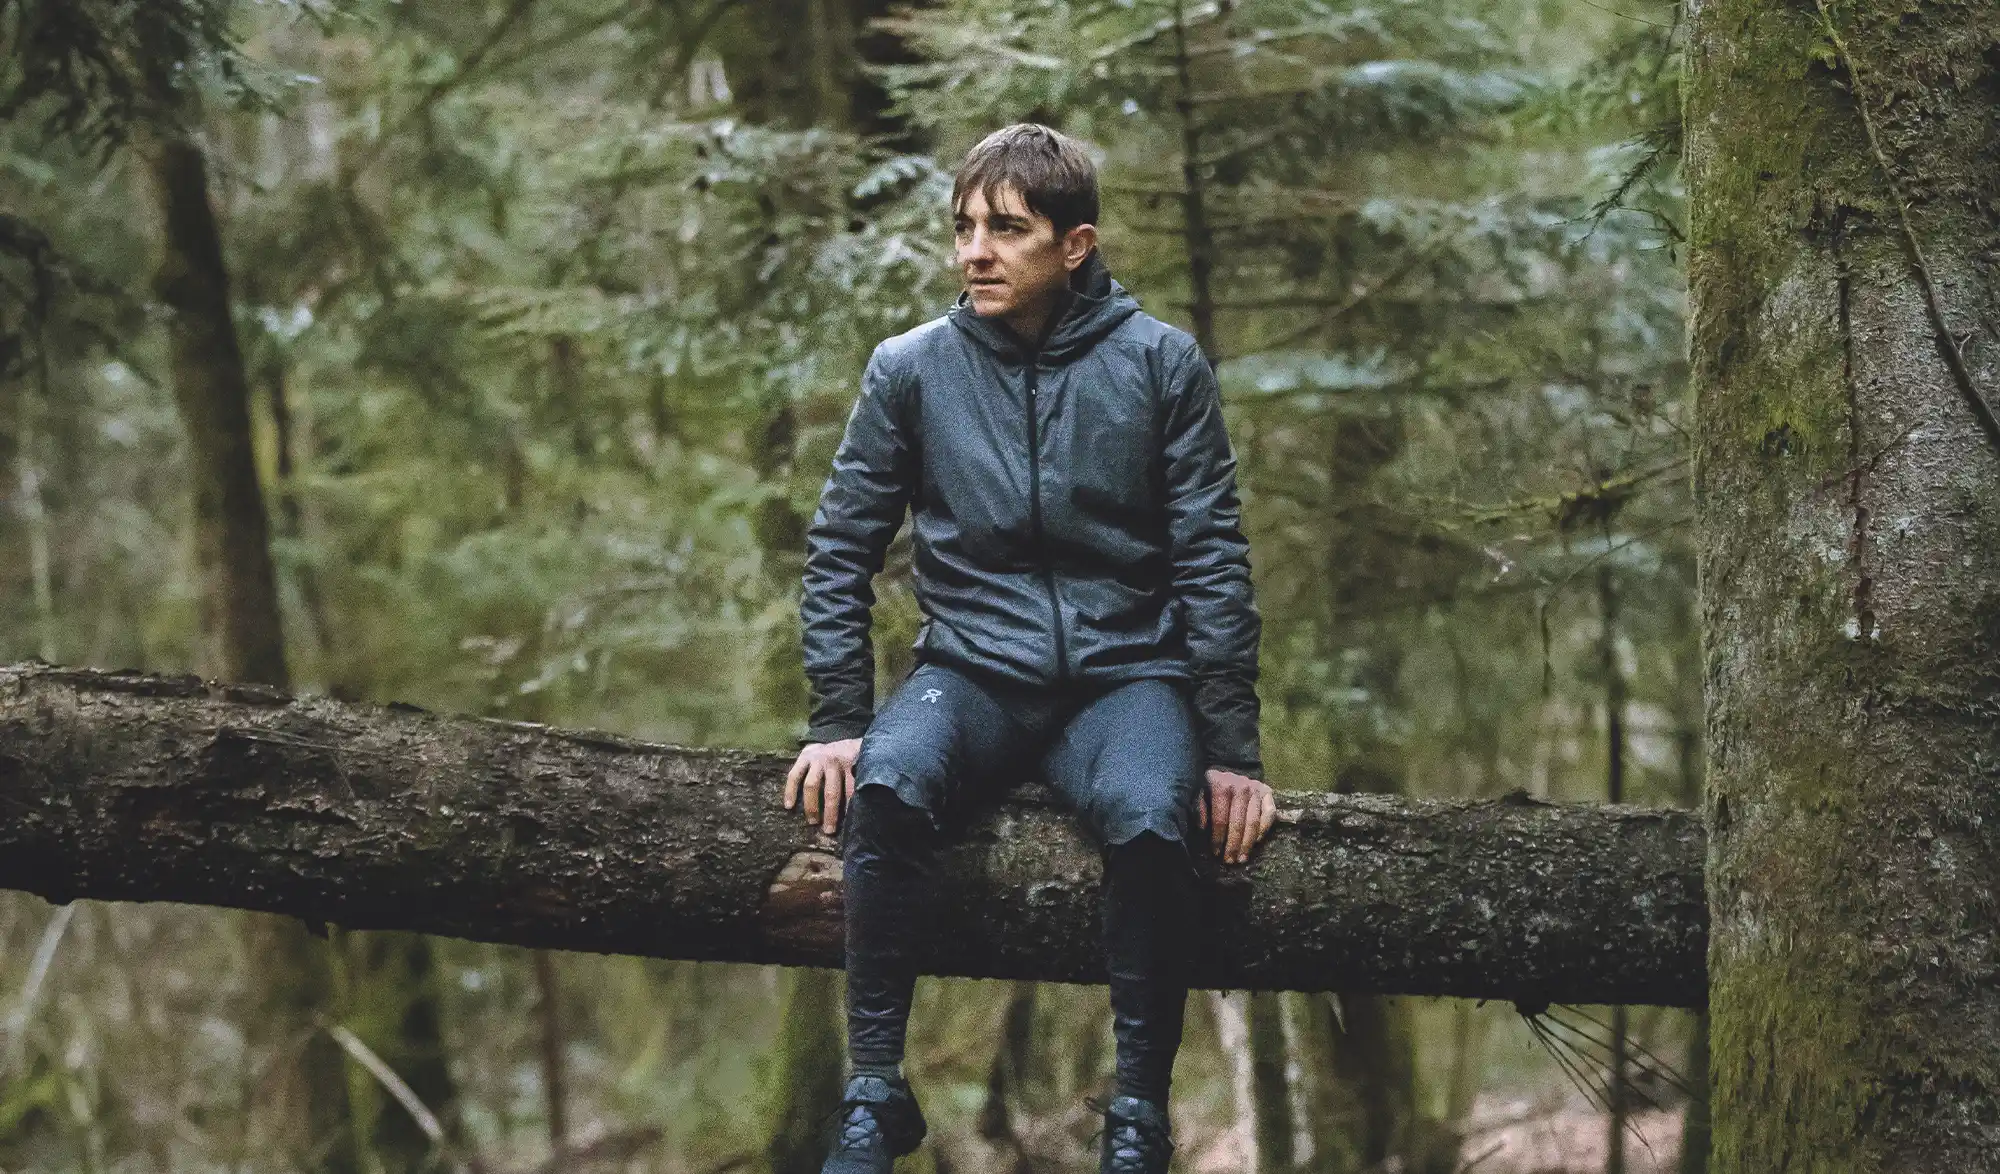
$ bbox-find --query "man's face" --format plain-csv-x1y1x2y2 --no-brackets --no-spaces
954,183,1092,326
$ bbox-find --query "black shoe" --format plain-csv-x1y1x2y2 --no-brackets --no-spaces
821,1075,927,1173
1098,1095,1174,1173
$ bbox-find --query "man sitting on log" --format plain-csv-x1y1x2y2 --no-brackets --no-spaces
783,122,1275,1174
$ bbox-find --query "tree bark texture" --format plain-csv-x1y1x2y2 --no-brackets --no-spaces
1686,0,2000,1166
0,662,1707,1007
143,132,288,690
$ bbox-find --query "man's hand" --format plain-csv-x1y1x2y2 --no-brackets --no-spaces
785,738,863,835
1198,767,1276,865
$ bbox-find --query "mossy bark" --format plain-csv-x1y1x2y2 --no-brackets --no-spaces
1685,0,2000,1166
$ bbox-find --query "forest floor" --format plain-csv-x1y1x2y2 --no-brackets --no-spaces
1163,1095,1687,1173
1441,1094,1687,1174
927,1092,1687,1173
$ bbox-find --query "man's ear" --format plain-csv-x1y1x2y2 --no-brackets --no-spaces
1061,223,1098,271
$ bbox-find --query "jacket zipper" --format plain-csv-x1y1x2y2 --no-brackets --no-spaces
1026,366,1069,681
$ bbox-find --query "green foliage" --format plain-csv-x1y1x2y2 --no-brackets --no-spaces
0,0,340,159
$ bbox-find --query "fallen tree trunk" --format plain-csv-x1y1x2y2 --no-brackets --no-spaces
0,663,1707,1008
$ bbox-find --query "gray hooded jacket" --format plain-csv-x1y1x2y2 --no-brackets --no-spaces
800,250,1262,776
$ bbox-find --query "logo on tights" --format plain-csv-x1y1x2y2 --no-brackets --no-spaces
921,688,942,704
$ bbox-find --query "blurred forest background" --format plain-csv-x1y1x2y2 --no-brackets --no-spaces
0,0,1698,1170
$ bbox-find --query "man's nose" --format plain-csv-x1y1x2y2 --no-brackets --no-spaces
958,226,995,265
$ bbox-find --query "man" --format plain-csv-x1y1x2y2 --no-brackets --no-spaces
784,123,1274,1174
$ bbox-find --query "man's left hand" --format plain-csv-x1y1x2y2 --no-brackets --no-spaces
1198,768,1276,865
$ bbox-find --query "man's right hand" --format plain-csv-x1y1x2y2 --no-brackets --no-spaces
784,738,864,835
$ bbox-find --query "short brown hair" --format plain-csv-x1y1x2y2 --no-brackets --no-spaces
952,124,1099,237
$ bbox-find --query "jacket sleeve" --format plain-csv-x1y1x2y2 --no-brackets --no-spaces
1161,340,1264,777
799,344,918,744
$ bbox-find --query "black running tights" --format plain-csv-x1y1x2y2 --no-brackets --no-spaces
840,783,1191,1105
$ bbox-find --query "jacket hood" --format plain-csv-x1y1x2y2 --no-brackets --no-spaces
947,249,1141,365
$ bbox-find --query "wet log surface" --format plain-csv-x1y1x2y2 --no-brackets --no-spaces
0,663,1707,1007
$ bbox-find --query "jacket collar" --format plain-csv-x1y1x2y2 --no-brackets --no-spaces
947,249,1140,365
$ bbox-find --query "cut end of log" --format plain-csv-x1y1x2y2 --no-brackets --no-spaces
762,849,845,955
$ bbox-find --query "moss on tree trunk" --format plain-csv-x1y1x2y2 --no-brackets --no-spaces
1685,0,2000,1165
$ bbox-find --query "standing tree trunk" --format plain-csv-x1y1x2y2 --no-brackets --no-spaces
533,950,569,1154
338,931,457,1171
147,136,287,690
1680,1004,1711,1174
1287,992,1361,1173
717,0,917,138
1686,0,2000,1166
1328,995,1430,1170
1248,989,1296,1172
763,969,845,1174
13,381,55,663
1163,11,1312,1158
750,398,846,1171
1320,411,1447,1173
1211,991,1260,1169
264,363,335,669
142,124,356,1174
1168,0,1221,366
976,981,1038,1174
